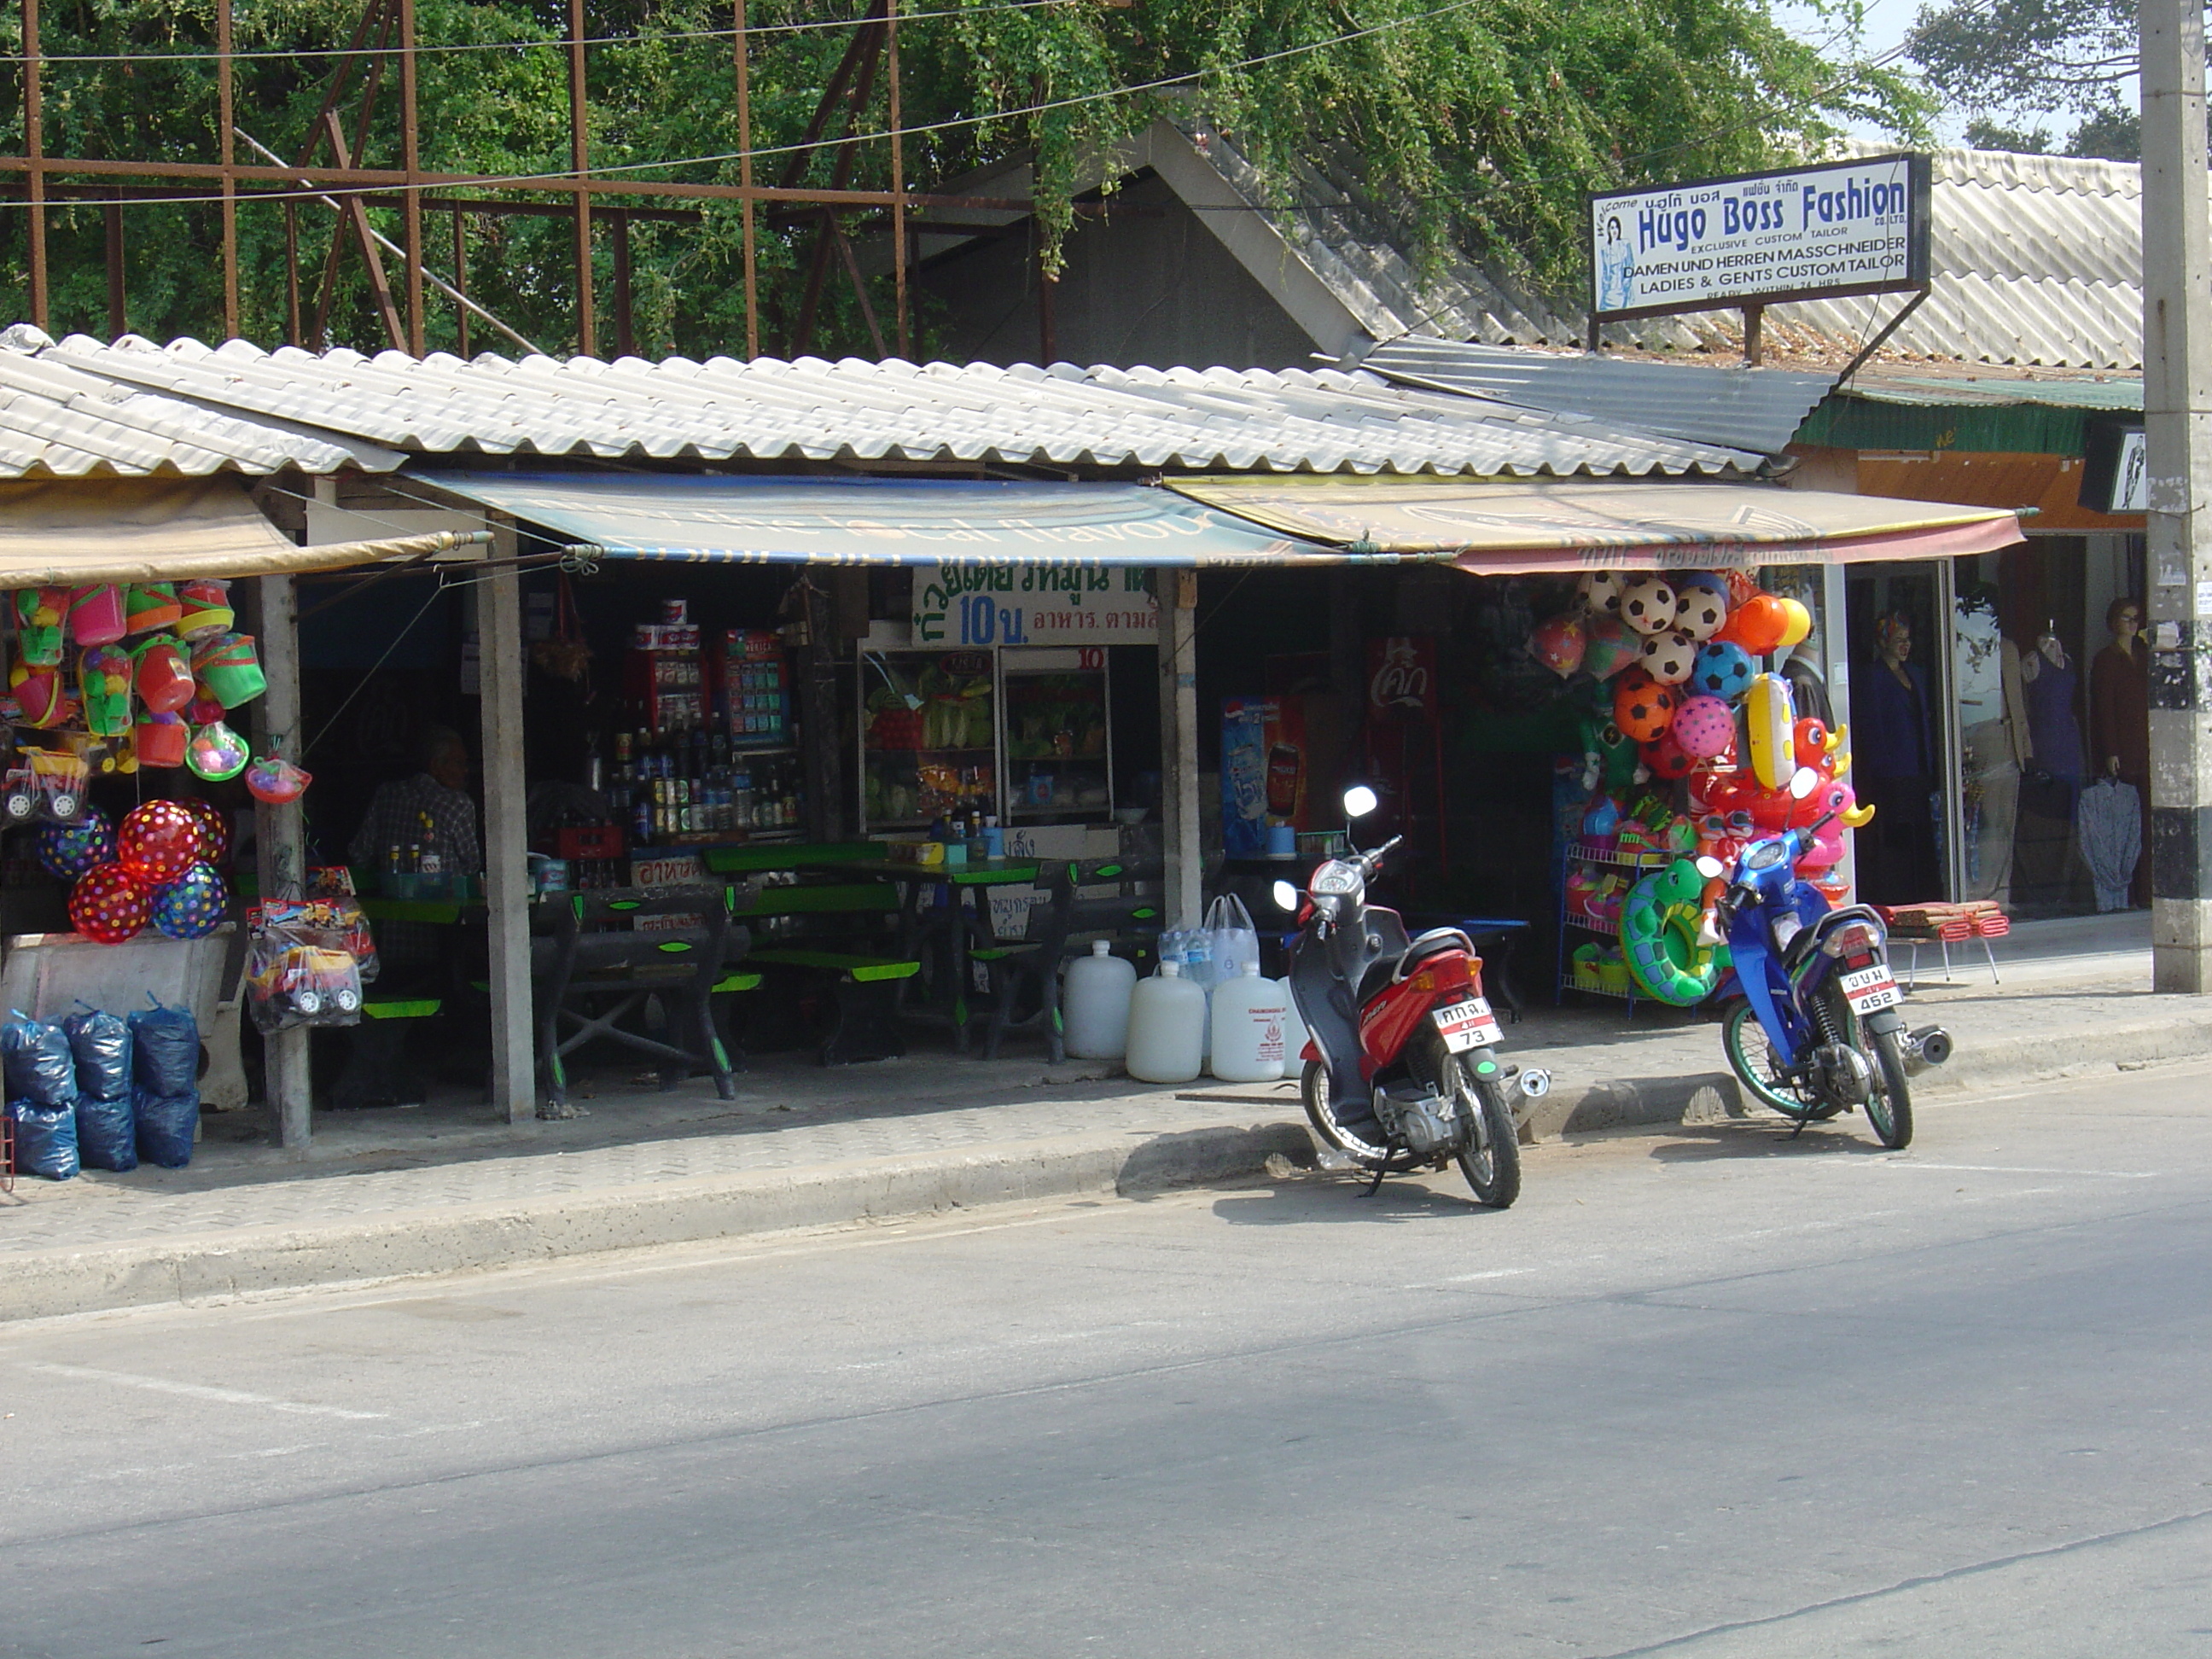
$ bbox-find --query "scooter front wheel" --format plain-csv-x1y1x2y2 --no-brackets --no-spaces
1720,1001,1844,1121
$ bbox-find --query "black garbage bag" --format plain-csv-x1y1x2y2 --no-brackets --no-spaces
2,1013,79,1109
64,1005,132,1102
9,1097,79,1180
127,998,200,1098
74,1093,137,1173
133,1086,198,1169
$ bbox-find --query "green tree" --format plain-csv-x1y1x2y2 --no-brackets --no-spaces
1906,0,2177,160
3,0,1929,359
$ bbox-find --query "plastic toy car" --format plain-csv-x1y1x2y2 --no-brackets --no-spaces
3,749,91,824
249,944,363,1020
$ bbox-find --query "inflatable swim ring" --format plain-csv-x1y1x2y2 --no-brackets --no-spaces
1621,859,1728,1007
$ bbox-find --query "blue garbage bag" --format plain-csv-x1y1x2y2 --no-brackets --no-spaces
3,1013,78,1109
74,1094,137,1173
127,998,200,1098
9,1097,79,1180
133,1086,198,1169
64,1005,132,1102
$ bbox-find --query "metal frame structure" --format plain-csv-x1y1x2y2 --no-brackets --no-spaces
5,0,1028,358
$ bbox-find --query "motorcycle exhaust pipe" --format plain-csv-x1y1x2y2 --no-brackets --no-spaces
1516,1067,1552,1101
1902,1026,1953,1075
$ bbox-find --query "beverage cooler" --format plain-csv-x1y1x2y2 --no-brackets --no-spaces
858,646,1114,833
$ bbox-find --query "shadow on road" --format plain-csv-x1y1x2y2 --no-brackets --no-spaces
1208,1174,1503,1225
1641,1121,1901,1163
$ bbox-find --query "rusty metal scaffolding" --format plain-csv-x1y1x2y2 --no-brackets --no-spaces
4,0,1029,358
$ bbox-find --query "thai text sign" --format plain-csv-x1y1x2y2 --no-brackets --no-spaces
913,563,1160,648
1589,153,1930,320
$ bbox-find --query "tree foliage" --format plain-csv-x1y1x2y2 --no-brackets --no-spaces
2,0,1927,359
1906,0,2174,160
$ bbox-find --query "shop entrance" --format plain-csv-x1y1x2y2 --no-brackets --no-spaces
1844,562,1950,908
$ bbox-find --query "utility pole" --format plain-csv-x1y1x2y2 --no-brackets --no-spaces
2143,0,2212,992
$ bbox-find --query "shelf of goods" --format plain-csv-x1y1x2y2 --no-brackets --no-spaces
859,650,998,833
1002,655,1114,822
1558,838,1677,1006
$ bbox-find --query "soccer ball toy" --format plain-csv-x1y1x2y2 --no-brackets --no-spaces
1639,628,1697,684
1691,639,1757,702
1674,585,1729,641
1612,668,1679,744
1644,731,1697,781
1620,575,1678,636
1577,571,1627,617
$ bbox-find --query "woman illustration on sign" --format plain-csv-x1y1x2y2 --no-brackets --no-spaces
1598,216,1636,311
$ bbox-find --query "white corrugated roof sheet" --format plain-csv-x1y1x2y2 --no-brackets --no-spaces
0,324,405,477
1184,131,2153,370
5,330,1764,479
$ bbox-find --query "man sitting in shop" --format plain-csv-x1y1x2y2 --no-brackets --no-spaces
336,726,484,1107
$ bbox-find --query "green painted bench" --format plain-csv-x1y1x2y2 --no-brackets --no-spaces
746,947,922,1065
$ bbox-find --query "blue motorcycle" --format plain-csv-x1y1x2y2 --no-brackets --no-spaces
1699,775,1951,1148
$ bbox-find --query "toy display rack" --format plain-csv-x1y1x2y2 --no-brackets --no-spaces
1557,836,1678,1014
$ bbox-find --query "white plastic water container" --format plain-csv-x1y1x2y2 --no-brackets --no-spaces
1125,959,1207,1084
1062,940,1138,1060
1209,962,1290,1082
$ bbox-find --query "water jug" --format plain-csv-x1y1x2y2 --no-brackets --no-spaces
1062,940,1137,1060
1125,959,1207,1084
1209,962,1289,1082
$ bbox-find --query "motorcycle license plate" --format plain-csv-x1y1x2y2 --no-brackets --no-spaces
1433,998,1502,1053
1839,963,1900,1014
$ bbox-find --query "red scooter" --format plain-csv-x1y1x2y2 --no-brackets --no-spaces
1274,788,1551,1207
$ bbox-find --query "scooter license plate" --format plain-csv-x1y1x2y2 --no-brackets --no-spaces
1432,998,1502,1053
1839,963,1901,1014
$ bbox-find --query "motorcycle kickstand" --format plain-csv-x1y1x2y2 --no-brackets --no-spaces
1362,1144,1400,1197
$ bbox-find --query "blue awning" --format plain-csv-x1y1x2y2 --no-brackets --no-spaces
411,471,1341,568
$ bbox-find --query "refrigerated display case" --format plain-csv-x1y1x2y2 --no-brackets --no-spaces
859,649,998,832
1001,647,1113,823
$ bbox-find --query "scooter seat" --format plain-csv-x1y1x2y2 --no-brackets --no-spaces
1395,928,1476,981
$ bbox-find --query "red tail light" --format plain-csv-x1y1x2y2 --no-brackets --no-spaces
1416,953,1473,994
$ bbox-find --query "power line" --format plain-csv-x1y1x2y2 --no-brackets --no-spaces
0,0,1079,65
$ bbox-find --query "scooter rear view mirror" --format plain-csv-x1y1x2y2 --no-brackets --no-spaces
1271,879,1301,913
1693,855,1726,880
1787,765,1820,800
1342,785,1379,820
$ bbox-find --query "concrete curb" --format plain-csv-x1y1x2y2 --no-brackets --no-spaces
0,1120,1313,1324
1521,1008,2212,1140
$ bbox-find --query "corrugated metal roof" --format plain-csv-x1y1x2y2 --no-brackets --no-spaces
1167,129,2160,370
0,324,405,478
21,332,1763,479
1843,370,2142,410
1359,337,1837,455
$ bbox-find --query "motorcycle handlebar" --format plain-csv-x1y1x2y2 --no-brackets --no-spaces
1359,834,1406,872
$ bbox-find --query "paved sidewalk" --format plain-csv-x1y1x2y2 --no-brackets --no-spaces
0,914,2192,1321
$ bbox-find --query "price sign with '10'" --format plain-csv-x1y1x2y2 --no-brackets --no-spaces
913,563,1161,648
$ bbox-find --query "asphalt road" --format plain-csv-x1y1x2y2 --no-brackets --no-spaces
4,1060,2211,1658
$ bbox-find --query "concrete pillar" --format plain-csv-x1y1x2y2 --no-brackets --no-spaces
253,573,312,1150
2143,0,2212,991
1157,568,1202,928
478,515,536,1121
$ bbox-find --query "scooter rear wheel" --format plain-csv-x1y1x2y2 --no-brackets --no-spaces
1300,1061,1412,1172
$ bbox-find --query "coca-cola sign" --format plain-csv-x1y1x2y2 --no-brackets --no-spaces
1367,637,1437,718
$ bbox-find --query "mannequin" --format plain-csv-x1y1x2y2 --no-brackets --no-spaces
1953,582,2027,905
2014,620,2087,905
1853,610,1941,902
2089,596,2150,905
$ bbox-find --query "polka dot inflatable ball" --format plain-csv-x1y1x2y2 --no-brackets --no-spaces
178,797,230,865
1639,628,1698,684
1612,668,1679,744
34,806,117,881
1620,575,1678,636
1577,571,1627,618
1674,583,1729,642
152,861,229,940
69,862,151,945
118,800,205,887
1671,695,1736,760
1691,639,1756,702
